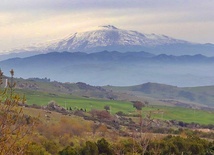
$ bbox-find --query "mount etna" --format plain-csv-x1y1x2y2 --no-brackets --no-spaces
0,25,214,87
1,25,214,60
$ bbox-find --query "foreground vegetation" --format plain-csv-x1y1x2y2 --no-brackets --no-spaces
22,107,214,155
58,136,214,155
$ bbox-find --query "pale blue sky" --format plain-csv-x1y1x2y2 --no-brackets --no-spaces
0,0,214,52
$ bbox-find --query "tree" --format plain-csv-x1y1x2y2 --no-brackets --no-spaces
132,101,144,135
132,101,153,154
59,146,78,155
104,105,110,112
132,101,145,110
81,141,99,155
26,143,50,155
42,140,60,155
90,110,112,120
97,138,113,155
0,69,34,155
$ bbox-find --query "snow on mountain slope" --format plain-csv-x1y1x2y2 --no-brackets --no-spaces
45,25,189,53
3,25,214,58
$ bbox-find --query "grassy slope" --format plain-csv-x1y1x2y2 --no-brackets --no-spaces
17,89,214,125
8,78,213,125
150,106,214,124
17,89,134,114
15,78,214,107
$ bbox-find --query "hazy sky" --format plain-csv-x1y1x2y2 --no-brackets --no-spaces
0,0,214,52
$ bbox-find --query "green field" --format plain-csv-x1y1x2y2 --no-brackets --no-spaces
17,89,214,125
147,106,214,125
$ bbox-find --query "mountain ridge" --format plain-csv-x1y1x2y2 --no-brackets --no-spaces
2,51,214,64
0,51,214,87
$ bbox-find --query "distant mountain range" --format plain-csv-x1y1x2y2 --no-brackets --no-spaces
0,51,214,87
2,51,214,64
1,25,214,61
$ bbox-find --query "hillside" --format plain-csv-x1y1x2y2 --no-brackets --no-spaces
11,79,214,125
1,72,213,110
104,82,214,109
13,77,149,103
19,101,214,154
0,75,212,110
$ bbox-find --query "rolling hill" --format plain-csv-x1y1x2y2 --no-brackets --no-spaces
1,76,213,109
104,82,214,109
1,75,213,125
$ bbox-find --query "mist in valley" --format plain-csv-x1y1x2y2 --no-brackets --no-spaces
2,59,213,87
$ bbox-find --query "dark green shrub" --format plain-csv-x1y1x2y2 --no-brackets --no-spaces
81,141,98,155
59,146,78,155
97,138,113,155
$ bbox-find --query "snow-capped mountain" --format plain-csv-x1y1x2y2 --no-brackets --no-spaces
36,25,214,56
45,25,188,52
36,25,193,54
2,25,214,59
